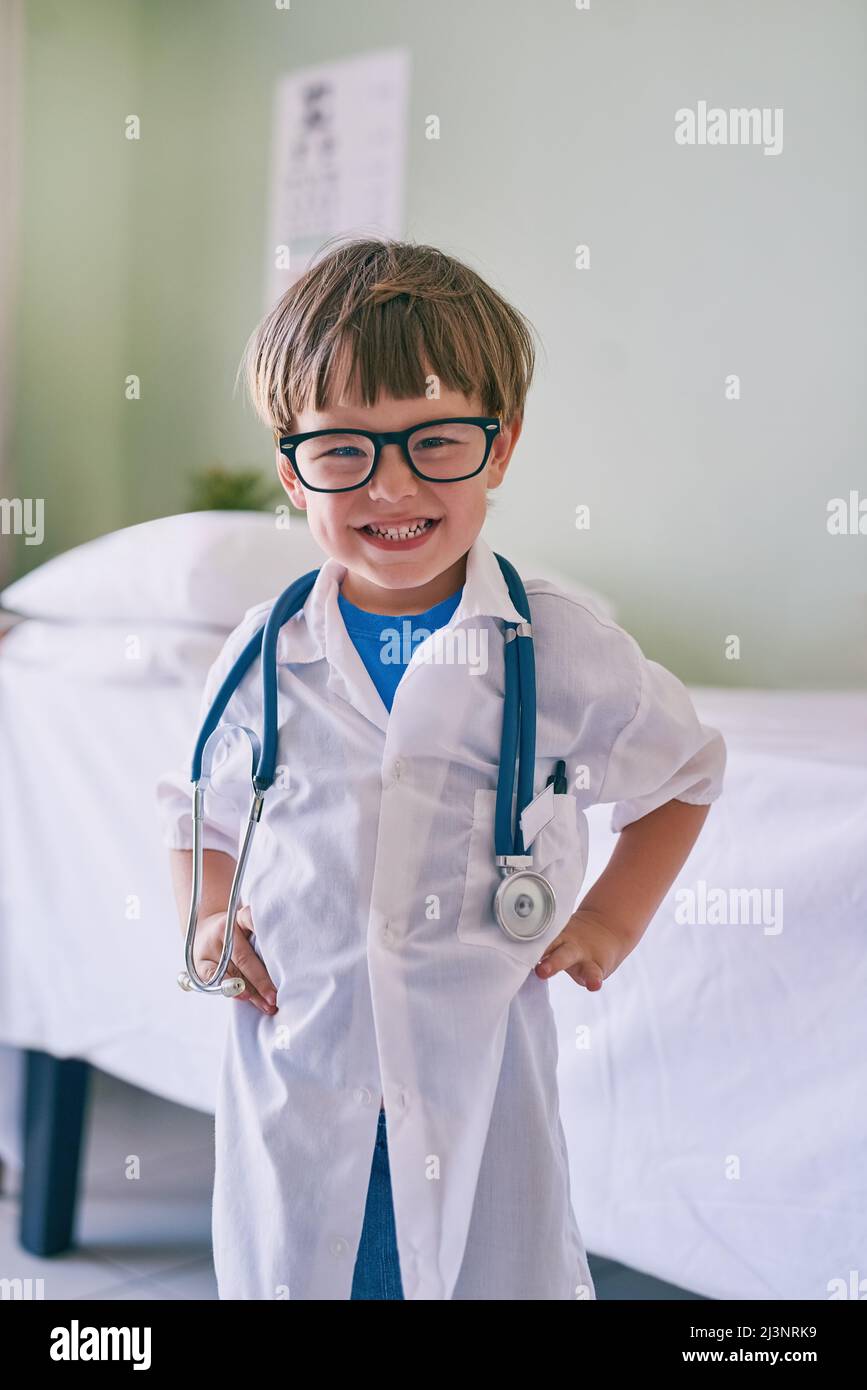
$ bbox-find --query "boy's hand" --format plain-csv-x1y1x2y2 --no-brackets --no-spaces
533,908,627,990
194,905,278,1014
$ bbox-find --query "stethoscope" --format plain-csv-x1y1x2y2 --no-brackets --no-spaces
178,552,558,996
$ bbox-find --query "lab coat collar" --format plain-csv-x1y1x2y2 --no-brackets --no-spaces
274,530,527,732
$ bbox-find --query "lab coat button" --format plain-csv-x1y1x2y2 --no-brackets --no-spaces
354,1086,373,1106
383,757,402,787
329,1236,349,1257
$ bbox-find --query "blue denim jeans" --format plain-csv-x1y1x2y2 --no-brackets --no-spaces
350,1106,405,1300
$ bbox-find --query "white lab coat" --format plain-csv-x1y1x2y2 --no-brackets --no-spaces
156,532,726,1300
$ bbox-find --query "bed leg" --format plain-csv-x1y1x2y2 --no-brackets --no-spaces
19,1050,91,1257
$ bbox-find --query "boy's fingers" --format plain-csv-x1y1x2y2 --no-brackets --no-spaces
535,940,604,989
569,960,604,991
534,932,570,975
216,906,277,1012
235,905,255,934
198,954,274,1014
232,934,278,1009
224,960,273,1012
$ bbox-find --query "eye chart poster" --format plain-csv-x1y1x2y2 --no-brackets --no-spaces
263,48,411,308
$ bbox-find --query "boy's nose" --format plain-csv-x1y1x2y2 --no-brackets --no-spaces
369,443,419,497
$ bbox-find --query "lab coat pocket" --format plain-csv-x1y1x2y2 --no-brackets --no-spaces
456,788,588,969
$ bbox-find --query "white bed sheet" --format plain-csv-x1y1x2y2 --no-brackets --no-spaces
0,635,230,1129
0,628,864,1300
553,687,867,1301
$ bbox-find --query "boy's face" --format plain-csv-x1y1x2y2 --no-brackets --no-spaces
274,386,522,613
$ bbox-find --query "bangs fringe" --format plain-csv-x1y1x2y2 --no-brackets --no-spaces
237,236,539,436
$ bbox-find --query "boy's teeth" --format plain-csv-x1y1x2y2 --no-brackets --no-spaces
364,519,434,539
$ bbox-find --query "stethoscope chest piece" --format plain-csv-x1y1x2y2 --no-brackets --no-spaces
493,869,556,942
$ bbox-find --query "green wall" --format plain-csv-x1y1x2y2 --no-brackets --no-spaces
7,0,866,687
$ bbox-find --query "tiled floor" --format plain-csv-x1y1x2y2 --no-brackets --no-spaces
0,1068,707,1300
1,1069,217,1300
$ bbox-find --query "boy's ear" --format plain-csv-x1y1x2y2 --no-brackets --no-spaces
275,445,307,510
506,410,524,442
488,410,523,484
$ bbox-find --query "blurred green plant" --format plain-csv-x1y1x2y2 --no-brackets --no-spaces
187,465,284,512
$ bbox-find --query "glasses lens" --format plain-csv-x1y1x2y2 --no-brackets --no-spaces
294,433,376,489
408,422,487,480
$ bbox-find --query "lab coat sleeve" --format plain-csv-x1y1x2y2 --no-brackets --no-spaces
597,637,727,834
154,605,267,856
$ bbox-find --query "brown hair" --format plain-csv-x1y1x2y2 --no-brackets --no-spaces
236,235,539,437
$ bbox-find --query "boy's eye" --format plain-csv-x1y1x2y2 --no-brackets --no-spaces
309,440,370,461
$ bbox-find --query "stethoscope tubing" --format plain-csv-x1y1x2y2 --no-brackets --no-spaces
492,553,536,860
180,554,552,993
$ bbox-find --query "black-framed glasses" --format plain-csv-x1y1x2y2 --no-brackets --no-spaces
276,416,501,492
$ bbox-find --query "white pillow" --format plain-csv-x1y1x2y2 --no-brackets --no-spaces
0,510,326,627
0,618,227,684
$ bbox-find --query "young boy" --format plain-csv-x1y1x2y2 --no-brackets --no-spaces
157,236,726,1301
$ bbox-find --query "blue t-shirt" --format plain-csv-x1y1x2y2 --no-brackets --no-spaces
337,584,464,714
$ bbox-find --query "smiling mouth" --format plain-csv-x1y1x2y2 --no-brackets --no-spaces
356,518,441,540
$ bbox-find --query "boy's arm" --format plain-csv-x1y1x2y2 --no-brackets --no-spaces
535,797,710,983
169,848,237,935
